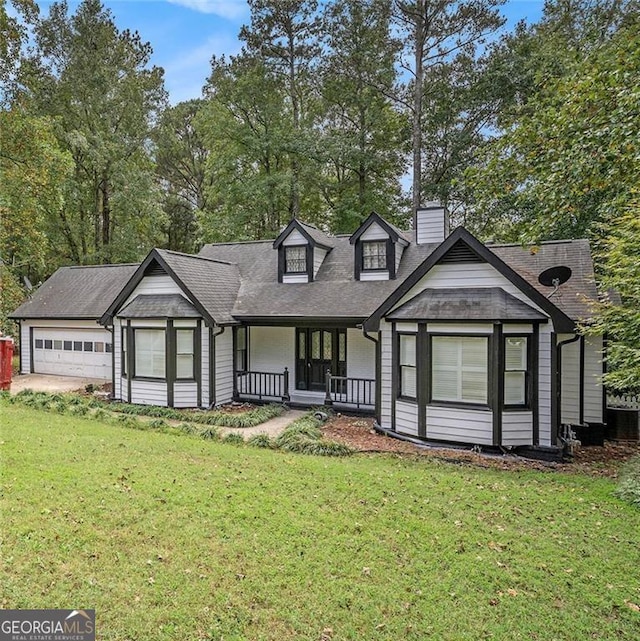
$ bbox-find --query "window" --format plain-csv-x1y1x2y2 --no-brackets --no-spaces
504,337,528,406
53,340,62,350
95,342,104,353
44,340,52,350
362,241,387,270
399,334,417,399
84,341,93,352
134,329,165,379
105,342,113,353
431,336,488,405
176,330,194,379
285,246,307,273
122,330,128,376
235,327,248,372
35,339,43,349
73,341,82,351
63,341,72,351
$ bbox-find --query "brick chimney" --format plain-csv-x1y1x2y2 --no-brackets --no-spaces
414,201,449,245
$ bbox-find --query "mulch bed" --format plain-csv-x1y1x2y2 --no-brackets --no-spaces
322,415,640,478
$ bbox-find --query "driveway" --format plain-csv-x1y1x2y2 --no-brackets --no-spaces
9,373,106,395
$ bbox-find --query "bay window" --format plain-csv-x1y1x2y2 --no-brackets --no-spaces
431,336,488,405
176,329,195,379
135,329,165,379
504,336,528,406
398,334,417,399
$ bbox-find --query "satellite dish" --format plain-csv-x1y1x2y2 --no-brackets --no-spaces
23,276,33,291
538,266,572,287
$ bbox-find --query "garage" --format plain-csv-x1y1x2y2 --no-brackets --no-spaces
32,328,112,379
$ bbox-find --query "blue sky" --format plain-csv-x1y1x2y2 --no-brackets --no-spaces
36,0,545,104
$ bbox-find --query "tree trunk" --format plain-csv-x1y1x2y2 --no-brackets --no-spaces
412,0,425,214
288,31,300,218
101,178,111,263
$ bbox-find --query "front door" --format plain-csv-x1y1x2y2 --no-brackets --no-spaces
295,328,346,391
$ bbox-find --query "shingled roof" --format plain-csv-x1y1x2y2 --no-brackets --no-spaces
199,231,596,324
490,239,598,322
10,264,138,319
199,235,438,321
100,249,241,326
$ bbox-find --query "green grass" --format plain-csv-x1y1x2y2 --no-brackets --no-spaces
1,404,639,640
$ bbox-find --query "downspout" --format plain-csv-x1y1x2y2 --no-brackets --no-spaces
209,324,225,409
554,333,581,445
359,325,380,424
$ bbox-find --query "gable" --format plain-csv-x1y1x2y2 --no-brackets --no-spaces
363,227,575,332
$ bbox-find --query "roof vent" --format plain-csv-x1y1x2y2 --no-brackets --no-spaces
538,265,572,299
438,240,482,264
144,262,167,277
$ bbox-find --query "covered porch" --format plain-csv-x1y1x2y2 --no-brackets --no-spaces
232,325,377,412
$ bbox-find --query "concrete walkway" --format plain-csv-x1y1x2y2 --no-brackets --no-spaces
220,409,307,439
9,373,106,395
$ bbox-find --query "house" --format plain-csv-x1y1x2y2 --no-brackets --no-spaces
10,205,605,456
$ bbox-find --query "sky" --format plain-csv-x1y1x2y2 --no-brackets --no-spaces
35,0,546,105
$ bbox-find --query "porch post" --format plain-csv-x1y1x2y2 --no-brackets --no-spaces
232,326,239,401
283,367,290,403
325,368,333,406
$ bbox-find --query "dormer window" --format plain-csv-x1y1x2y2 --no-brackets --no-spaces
273,219,334,283
350,212,410,281
285,246,307,274
362,241,387,271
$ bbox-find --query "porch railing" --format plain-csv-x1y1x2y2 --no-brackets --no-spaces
325,370,375,410
607,394,640,410
235,368,290,402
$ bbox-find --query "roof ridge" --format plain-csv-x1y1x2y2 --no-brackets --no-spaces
67,263,139,269
488,238,588,248
201,239,275,247
158,248,235,266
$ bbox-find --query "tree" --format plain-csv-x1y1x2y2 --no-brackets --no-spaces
197,53,295,241
585,197,640,392
319,0,405,232
464,13,640,242
20,0,167,265
154,99,210,253
0,0,38,96
240,0,321,217
392,0,505,211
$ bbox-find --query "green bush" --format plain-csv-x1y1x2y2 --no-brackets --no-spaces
199,426,220,441
247,433,273,449
615,454,640,509
222,432,245,446
274,415,353,457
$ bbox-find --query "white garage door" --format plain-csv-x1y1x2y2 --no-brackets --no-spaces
33,328,112,379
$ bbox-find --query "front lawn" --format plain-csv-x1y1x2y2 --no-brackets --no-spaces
1,404,639,640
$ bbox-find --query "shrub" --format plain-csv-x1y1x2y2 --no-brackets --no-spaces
199,426,220,441
615,454,640,509
247,433,273,449
148,418,169,430
222,432,245,446
274,415,353,457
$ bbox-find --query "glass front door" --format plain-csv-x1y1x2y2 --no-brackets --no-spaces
295,328,346,391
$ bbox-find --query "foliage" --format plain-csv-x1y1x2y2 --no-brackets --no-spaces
0,265,24,338
2,402,639,639
18,0,167,266
9,390,285,428
275,415,353,456
583,198,640,392
318,0,405,231
464,7,640,242
392,0,506,211
615,454,640,509
0,107,73,283
246,432,273,448
153,99,210,253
